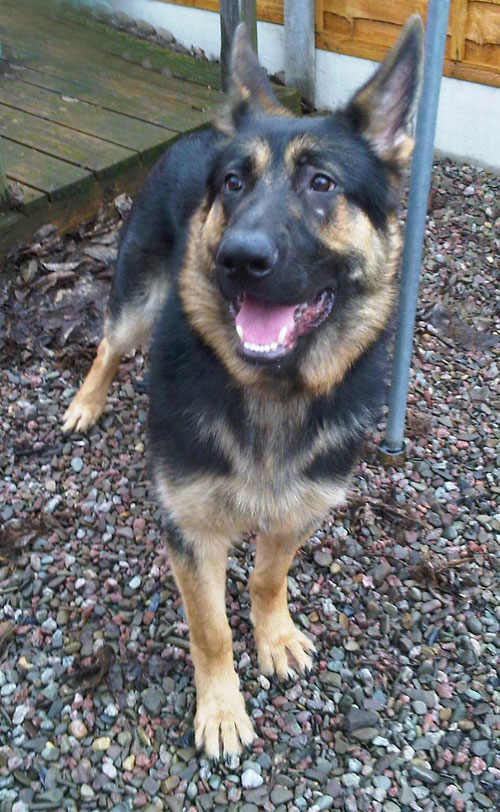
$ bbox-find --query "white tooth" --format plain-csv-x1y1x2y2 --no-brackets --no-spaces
278,326,288,346
250,343,258,352
236,325,243,339
270,342,278,351
243,341,251,349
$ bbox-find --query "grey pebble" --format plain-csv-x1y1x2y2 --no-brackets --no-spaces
242,768,264,789
467,615,483,634
270,786,294,804
344,707,380,732
409,765,439,784
314,550,332,567
141,686,165,716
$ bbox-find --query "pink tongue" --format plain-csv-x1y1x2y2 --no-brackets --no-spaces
235,295,296,344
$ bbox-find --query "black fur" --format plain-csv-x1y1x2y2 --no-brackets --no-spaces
109,128,222,321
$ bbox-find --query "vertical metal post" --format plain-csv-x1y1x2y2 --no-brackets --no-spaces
284,0,315,103
220,0,257,92
381,0,451,459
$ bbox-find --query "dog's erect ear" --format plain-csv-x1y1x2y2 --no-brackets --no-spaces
218,23,289,133
345,15,424,167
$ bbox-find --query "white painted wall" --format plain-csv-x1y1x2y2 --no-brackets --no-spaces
107,0,500,171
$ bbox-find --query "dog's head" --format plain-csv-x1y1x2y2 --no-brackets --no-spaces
180,17,423,395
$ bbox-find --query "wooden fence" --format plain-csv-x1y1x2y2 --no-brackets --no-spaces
164,0,500,88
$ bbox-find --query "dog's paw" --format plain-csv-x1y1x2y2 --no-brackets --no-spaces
62,394,106,434
255,621,315,681
195,684,255,760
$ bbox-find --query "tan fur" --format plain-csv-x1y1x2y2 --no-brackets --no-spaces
62,334,120,433
179,190,400,399
245,137,272,177
113,275,170,351
179,206,264,390
168,548,254,757
63,274,170,433
300,211,400,395
249,529,316,679
154,387,349,546
283,134,329,173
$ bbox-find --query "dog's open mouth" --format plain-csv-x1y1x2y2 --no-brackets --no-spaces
232,290,334,360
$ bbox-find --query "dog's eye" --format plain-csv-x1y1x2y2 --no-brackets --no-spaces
310,173,335,192
224,173,243,192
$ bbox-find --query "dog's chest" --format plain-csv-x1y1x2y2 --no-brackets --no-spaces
208,396,352,528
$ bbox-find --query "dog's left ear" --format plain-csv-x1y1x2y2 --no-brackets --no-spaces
218,23,289,133
345,15,424,167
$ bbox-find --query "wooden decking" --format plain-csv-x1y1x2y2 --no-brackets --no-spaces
0,0,299,256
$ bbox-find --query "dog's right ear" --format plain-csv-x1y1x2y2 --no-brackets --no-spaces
217,24,290,134
344,15,424,168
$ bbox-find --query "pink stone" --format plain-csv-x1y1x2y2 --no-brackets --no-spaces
470,756,486,775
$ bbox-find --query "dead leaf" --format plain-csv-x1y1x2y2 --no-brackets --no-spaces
69,644,115,691
0,621,16,655
83,245,117,265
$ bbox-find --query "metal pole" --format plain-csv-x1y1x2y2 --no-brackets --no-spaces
284,0,315,103
220,0,257,92
380,0,451,459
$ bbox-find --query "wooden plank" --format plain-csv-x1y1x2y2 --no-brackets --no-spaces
323,0,426,26
450,0,468,61
467,1,500,44
0,0,222,90
465,39,500,67
0,25,217,130
1,138,94,200
161,0,283,23
315,0,325,33
72,16,223,89
0,209,26,253
0,79,175,162
5,181,48,216
22,74,212,131
0,105,138,179
0,26,220,108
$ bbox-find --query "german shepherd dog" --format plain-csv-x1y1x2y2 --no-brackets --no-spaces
63,17,423,758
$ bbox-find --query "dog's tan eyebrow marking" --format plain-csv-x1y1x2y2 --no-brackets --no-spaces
243,137,272,177
284,134,324,173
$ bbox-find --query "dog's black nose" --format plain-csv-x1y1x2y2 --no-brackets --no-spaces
217,232,277,279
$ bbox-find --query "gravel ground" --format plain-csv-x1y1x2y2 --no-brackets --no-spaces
0,159,499,812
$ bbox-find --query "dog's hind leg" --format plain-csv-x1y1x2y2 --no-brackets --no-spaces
250,530,316,680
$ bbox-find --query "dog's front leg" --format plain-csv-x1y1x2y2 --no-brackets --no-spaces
168,538,254,760
250,530,315,680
